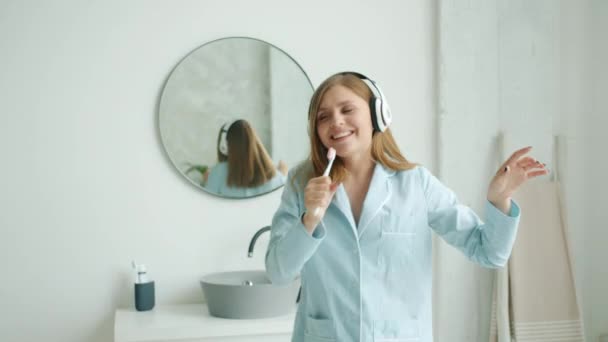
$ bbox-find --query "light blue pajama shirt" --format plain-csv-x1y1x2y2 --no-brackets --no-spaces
266,163,520,342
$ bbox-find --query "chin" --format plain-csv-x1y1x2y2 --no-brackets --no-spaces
333,146,354,159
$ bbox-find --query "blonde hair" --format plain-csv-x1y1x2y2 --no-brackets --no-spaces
298,72,417,184
217,119,277,187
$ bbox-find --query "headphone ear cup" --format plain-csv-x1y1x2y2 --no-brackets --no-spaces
371,96,389,132
379,101,392,132
359,75,391,133
369,97,380,132
219,129,229,155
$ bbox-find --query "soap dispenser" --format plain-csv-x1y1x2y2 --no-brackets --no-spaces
132,261,155,311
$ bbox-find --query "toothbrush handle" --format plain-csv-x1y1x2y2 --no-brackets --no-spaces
322,158,334,177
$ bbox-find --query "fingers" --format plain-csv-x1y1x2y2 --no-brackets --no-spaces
510,146,534,162
278,160,288,175
306,176,332,194
517,157,541,170
527,169,550,178
516,156,536,167
515,154,549,172
501,146,533,170
304,176,336,214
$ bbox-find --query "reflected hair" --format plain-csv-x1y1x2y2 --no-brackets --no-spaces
297,73,417,184
218,119,277,188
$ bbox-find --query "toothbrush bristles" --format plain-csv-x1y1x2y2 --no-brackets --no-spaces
327,147,336,160
322,148,336,177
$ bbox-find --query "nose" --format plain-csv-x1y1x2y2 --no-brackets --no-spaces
328,112,344,127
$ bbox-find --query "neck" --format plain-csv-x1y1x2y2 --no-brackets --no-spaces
342,151,375,180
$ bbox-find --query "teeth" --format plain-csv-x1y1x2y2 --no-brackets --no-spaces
332,131,352,139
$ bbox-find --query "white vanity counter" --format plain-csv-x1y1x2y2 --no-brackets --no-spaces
114,304,295,342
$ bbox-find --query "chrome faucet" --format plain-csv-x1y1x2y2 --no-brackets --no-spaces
248,225,301,303
247,226,271,257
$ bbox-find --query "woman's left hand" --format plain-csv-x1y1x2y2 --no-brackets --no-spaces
487,146,550,211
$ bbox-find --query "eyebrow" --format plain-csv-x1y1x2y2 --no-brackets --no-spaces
318,100,355,113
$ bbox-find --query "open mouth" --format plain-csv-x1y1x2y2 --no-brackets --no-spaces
331,131,354,141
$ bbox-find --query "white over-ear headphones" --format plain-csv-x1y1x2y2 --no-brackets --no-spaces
218,120,236,156
342,72,392,132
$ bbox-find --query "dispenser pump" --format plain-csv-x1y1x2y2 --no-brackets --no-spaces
132,261,150,284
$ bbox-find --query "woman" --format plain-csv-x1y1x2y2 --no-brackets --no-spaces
265,72,548,341
205,119,287,198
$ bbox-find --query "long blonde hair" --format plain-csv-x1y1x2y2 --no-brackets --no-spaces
299,72,417,184
217,119,277,187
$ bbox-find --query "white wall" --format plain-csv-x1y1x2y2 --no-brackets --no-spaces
439,0,607,341
437,2,501,340
588,1,608,339
269,47,312,167
0,1,435,341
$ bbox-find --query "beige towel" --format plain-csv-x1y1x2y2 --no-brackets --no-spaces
491,180,585,341
490,266,511,342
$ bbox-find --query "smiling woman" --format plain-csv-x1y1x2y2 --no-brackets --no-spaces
158,37,314,198
265,71,548,342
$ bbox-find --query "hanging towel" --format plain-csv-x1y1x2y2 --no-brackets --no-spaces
507,180,584,341
489,265,511,342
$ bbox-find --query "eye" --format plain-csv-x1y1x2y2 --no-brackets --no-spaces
342,107,354,113
317,114,327,122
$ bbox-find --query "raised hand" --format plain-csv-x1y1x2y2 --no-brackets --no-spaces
302,176,339,233
487,146,550,213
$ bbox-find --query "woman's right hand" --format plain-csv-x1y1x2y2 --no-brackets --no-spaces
277,160,288,176
202,169,210,184
302,176,339,234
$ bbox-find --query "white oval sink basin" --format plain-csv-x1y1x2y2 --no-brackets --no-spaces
200,270,300,319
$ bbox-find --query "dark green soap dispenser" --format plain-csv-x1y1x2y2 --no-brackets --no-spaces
132,261,155,311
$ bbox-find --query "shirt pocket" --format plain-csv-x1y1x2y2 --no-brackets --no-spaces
380,206,421,235
304,316,336,341
378,208,419,267
373,319,420,342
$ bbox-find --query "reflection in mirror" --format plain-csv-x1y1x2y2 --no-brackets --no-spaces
159,37,313,198
205,119,287,198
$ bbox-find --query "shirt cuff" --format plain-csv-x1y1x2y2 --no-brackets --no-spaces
508,199,520,217
486,199,521,218
300,212,326,239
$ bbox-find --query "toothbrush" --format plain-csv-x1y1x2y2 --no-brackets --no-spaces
313,147,336,217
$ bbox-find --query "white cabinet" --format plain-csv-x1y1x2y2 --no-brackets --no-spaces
114,304,294,342
116,336,289,342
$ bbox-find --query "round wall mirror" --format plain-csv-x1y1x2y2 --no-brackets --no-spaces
159,37,313,198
